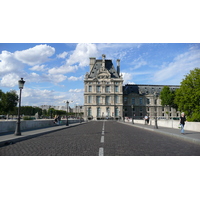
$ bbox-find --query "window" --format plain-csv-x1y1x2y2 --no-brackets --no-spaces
97,107,101,117
89,85,92,92
106,86,110,93
115,95,119,103
132,98,135,105
115,86,118,92
115,107,119,117
147,98,150,104
106,107,110,117
106,96,110,104
96,86,101,93
124,97,127,103
88,96,92,103
139,98,143,105
88,107,92,116
96,96,101,104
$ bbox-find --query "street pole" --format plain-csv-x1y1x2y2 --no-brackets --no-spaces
154,94,158,129
14,78,25,136
66,101,69,126
131,105,134,124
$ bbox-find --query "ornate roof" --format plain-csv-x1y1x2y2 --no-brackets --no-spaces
88,59,120,79
123,84,180,95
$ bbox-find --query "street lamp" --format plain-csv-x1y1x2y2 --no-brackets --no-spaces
65,101,69,126
154,93,158,129
79,106,82,123
14,78,25,136
131,105,134,124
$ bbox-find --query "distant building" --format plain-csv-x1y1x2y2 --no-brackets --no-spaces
123,84,180,119
84,54,180,120
84,54,123,120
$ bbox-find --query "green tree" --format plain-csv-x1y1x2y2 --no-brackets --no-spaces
174,68,200,121
0,90,18,115
160,86,178,110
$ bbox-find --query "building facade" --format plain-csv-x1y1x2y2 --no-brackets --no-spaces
84,54,123,120
123,84,180,119
84,54,180,121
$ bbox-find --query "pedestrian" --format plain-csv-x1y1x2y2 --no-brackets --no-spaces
57,115,61,125
54,115,58,125
144,115,148,125
147,115,149,125
180,112,186,134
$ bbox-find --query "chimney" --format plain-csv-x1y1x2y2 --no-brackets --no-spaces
117,59,120,75
102,54,106,70
89,57,96,71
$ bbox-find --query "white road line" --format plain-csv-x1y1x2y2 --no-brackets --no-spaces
102,131,104,135
100,135,104,143
99,147,104,156
102,120,105,131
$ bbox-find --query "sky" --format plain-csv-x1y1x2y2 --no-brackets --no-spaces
0,43,200,107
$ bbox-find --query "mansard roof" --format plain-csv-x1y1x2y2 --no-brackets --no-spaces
88,59,120,78
123,84,180,95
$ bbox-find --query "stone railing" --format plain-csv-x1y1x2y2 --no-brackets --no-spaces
124,118,200,132
0,119,82,134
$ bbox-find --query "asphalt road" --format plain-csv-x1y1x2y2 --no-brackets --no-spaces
0,121,200,156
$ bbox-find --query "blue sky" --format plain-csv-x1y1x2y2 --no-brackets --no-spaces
0,43,200,107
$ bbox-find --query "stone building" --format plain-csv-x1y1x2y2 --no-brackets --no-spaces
84,54,123,120
123,84,180,119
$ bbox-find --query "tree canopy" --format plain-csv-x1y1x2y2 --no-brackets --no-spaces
0,90,18,114
160,86,178,110
174,68,200,121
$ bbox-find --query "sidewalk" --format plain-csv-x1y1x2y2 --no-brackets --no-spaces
0,122,85,147
119,121,200,145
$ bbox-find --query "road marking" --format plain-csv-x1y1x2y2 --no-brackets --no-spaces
102,120,105,131
99,147,104,156
100,135,104,143
99,121,105,156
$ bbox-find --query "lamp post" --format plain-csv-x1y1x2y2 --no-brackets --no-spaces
14,78,25,136
131,105,134,124
154,94,158,129
79,106,82,123
65,101,69,126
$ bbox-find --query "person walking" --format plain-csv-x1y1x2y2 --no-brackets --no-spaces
180,112,186,134
144,115,148,125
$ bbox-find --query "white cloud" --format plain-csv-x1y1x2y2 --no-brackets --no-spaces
69,89,84,93
42,74,67,83
57,51,68,59
20,87,84,106
152,47,200,84
66,43,99,67
68,75,83,81
131,57,147,69
14,44,55,66
0,73,20,87
121,72,135,85
48,65,78,74
0,50,24,76
29,65,47,71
